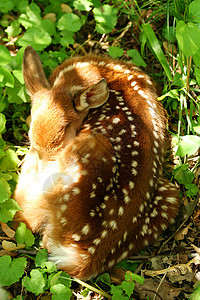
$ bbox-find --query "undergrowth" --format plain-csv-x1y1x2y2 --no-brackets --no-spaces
0,0,200,299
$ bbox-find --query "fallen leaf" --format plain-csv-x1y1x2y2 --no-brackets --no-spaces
1,222,15,238
2,240,26,251
135,278,181,300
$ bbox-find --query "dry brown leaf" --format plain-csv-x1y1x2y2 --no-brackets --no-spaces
2,240,26,251
43,13,56,23
60,3,72,13
150,257,165,270
135,278,181,300
175,223,191,241
0,250,17,257
1,222,15,238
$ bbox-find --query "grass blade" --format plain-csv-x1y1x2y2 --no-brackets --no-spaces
142,23,172,81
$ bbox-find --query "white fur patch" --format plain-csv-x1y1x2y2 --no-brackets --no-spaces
49,244,79,268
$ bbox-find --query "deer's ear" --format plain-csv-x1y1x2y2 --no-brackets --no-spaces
23,46,50,95
75,78,109,111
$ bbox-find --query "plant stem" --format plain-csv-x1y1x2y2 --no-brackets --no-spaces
74,278,112,299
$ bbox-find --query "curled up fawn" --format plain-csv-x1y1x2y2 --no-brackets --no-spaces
14,46,179,280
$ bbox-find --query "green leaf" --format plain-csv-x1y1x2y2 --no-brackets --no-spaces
158,89,179,101
60,30,75,46
195,68,200,86
173,164,195,185
142,23,172,81
50,271,62,287
51,283,72,300
18,28,52,51
73,0,93,11
0,198,21,222
41,19,56,36
122,280,135,298
35,248,48,268
176,135,200,157
109,47,124,58
0,67,14,88
111,285,128,300
0,46,12,66
0,113,6,133
93,4,118,34
45,261,57,273
23,269,45,296
13,70,24,84
5,20,22,39
0,0,15,13
189,0,200,23
15,222,35,247
127,49,147,67
0,148,20,172
176,21,200,57
0,256,27,286
185,184,199,197
125,272,145,285
0,178,11,203
57,13,82,32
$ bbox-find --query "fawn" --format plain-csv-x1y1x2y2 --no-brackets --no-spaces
14,46,179,280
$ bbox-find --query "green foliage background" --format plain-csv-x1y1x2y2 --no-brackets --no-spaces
0,0,200,298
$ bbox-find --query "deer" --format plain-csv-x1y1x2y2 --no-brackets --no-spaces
14,46,179,280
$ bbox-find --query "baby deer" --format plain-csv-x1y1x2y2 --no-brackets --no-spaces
14,46,179,280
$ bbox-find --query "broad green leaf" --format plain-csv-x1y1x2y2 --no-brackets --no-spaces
15,222,35,247
93,4,118,34
127,49,147,67
0,148,20,172
109,47,124,58
0,256,27,286
41,19,56,36
57,13,82,32
176,21,200,57
0,0,15,13
50,283,72,300
0,178,11,203
18,28,52,51
189,0,200,23
13,70,24,84
111,285,129,299
125,272,145,285
50,271,62,287
122,280,135,297
35,248,48,268
173,164,195,185
73,0,93,11
0,113,6,133
0,198,21,222
176,135,200,157
185,184,199,197
0,46,12,66
0,67,14,88
5,20,22,39
23,269,45,296
60,30,75,46
45,261,57,273
142,23,172,81
56,271,71,288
